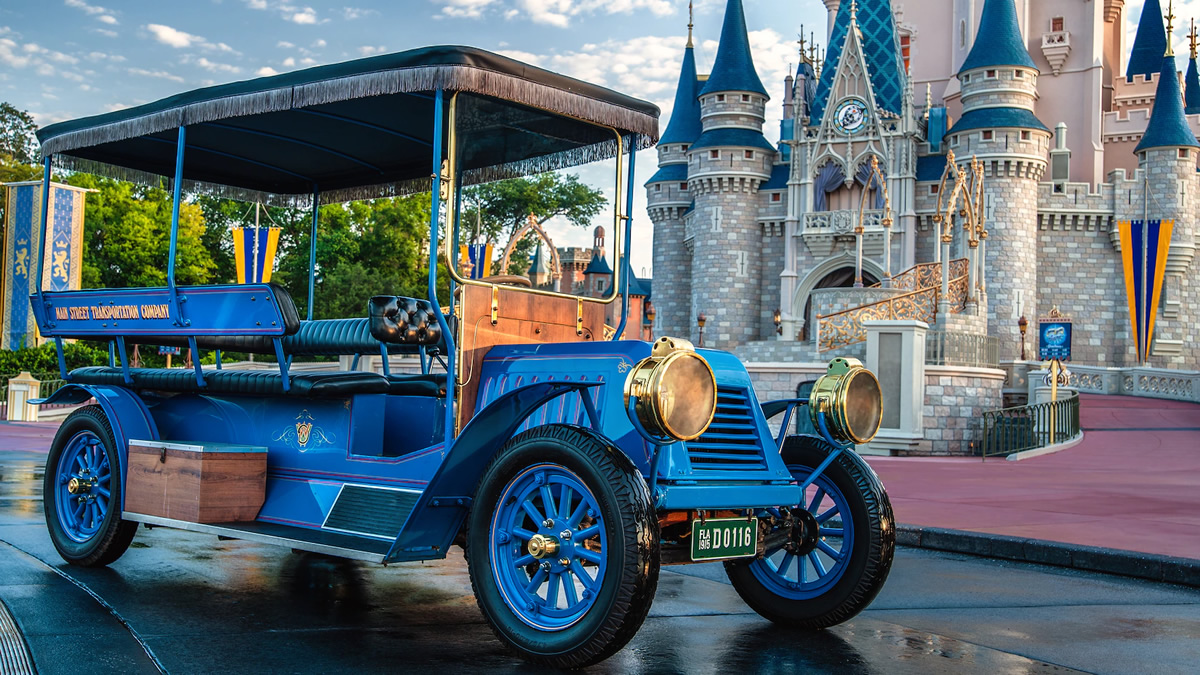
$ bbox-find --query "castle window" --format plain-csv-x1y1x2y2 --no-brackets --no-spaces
680,182,688,190
1014,69,1024,78
963,73,971,83
960,20,967,48
771,192,782,202
929,184,940,195
682,144,689,152
717,94,725,102
742,94,750,102
655,184,661,192
1021,130,1032,141
710,149,720,159
900,34,911,73
1180,149,1191,160
986,69,996,78
1051,17,1064,32
952,135,959,146
982,130,993,140
745,150,754,159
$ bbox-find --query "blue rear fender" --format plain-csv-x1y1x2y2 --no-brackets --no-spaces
34,384,161,511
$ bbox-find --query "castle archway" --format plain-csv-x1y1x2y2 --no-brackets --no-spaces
791,253,882,341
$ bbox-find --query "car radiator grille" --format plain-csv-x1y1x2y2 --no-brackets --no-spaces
686,386,767,471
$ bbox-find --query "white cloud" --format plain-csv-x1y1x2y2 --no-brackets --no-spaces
256,65,279,76
97,15,118,25
290,7,319,24
92,28,117,38
102,102,130,113
512,0,674,27
342,6,377,19
86,51,125,62
59,70,85,82
282,56,296,67
358,45,386,56
245,0,269,8
146,23,200,48
36,63,56,76
518,0,571,27
64,0,109,16
436,0,496,19
495,49,543,66
183,55,242,74
128,67,185,83
276,40,295,48
311,39,326,48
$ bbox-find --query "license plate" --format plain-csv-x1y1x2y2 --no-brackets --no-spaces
690,517,757,561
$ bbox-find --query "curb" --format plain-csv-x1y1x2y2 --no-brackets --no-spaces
1005,431,1084,461
897,524,1200,588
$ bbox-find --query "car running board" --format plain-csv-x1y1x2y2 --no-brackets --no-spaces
122,512,391,563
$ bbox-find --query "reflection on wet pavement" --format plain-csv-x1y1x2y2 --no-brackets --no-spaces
0,449,1196,674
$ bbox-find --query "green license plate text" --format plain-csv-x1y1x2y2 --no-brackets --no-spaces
691,517,757,561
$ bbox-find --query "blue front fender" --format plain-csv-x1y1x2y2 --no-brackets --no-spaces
34,384,160,511
385,380,602,562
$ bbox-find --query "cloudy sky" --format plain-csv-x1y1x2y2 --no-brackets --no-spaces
0,0,1184,272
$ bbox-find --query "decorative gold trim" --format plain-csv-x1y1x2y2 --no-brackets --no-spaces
808,357,882,444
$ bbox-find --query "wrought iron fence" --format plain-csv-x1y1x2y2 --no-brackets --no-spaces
0,373,70,420
981,391,1080,460
926,331,1000,368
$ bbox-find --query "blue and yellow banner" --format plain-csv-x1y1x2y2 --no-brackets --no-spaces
460,243,493,279
232,227,281,284
1118,219,1173,363
3,181,88,349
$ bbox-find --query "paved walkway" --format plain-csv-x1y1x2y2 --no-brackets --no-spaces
867,393,1200,561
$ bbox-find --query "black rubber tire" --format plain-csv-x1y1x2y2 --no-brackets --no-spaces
466,424,659,668
725,435,895,628
43,405,138,567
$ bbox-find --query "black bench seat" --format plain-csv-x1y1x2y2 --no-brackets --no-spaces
69,366,447,398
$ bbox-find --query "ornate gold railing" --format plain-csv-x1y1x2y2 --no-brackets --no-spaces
872,258,968,292
818,266,971,352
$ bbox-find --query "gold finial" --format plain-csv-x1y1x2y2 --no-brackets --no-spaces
687,1,694,48
798,25,807,63
1191,18,1197,60
1165,0,1176,57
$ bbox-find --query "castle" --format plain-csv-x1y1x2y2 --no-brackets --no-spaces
647,0,1200,370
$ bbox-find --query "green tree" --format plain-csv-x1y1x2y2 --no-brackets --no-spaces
0,102,38,166
463,173,607,274
65,174,215,288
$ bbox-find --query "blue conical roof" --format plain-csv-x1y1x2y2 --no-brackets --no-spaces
1127,0,1167,80
584,251,612,276
660,45,703,145
810,0,908,124
960,0,1036,73
1135,55,1200,152
698,0,768,97
1186,56,1200,114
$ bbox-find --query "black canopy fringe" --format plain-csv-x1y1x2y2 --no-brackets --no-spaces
42,65,657,158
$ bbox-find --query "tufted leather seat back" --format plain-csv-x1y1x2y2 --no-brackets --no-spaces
368,296,441,346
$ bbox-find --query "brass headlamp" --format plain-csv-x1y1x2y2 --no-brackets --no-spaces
809,357,883,444
623,336,716,441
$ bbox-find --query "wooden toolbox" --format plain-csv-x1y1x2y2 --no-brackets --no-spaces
125,440,267,523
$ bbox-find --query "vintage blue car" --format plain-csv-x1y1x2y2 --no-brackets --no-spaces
30,46,893,667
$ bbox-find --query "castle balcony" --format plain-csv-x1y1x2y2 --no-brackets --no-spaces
1040,31,1071,76
801,209,889,257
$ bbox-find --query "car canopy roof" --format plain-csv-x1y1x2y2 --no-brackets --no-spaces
37,45,660,206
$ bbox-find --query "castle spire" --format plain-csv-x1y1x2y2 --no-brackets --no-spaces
698,0,768,97
687,0,694,48
1165,0,1176,57
658,15,703,146
1135,52,1200,152
959,0,1037,73
1127,0,1167,79
1187,19,1200,114
809,0,907,123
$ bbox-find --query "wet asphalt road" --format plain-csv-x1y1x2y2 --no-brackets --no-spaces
2,449,1199,675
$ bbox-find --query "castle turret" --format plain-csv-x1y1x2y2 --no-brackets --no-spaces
948,0,1049,358
1132,38,1200,366
1186,22,1200,115
646,10,703,339
582,226,612,298
688,0,774,347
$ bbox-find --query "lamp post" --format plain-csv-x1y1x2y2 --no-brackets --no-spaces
773,308,782,336
1018,315,1028,361
645,302,656,341
697,312,707,348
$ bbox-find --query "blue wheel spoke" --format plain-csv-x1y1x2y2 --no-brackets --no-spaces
74,454,87,471
567,500,588,527
816,539,841,559
524,568,547,595
545,573,560,608
808,551,827,577
799,556,807,583
520,499,545,525
562,571,580,606
820,527,844,537
95,486,111,499
776,552,795,578
72,500,86,520
575,524,600,541
570,560,595,590
511,527,536,542
557,486,573,520
816,506,839,524
512,553,536,568
540,486,556,521
807,487,826,513
575,546,602,565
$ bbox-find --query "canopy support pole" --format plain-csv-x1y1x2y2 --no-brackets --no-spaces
308,186,319,321
428,89,456,446
34,156,51,306
612,134,638,341
167,126,188,326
